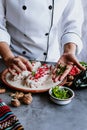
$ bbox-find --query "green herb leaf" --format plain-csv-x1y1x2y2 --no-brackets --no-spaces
32,71,36,76
56,65,66,76
52,86,70,99
80,61,87,68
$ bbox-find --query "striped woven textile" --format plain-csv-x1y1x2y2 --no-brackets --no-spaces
0,99,24,130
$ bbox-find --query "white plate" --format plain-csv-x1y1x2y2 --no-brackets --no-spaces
1,69,66,93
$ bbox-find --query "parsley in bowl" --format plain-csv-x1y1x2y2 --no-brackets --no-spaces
49,86,75,105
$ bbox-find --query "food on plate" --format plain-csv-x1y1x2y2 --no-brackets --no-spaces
4,61,64,92
9,61,41,81
8,61,55,89
32,61,41,71
51,86,70,99
24,63,52,88
10,70,30,81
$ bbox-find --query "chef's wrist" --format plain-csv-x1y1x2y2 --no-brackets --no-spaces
64,42,76,55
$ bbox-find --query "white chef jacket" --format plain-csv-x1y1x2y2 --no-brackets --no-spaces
0,0,84,62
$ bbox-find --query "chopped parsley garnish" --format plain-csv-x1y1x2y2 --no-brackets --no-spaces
52,86,70,99
80,61,87,68
56,65,67,76
32,71,36,76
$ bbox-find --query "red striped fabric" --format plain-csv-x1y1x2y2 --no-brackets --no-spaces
0,99,24,130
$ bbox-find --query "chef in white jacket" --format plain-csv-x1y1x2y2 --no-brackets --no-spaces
0,0,85,81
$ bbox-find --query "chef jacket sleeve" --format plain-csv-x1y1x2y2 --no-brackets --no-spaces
61,0,84,54
0,0,10,45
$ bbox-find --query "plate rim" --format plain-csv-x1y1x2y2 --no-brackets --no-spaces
1,68,67,93
1,69,51,93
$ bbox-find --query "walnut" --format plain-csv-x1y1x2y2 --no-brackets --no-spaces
15,92,24,99
11,98,21,107
22,93,33,105
10,92,33,106
9,91,24,99
65,81,73,87
0,88,6,94
9,92,15,97
67,75,74,81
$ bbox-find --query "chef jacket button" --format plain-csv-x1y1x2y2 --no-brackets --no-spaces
22,5,27,10
43,52,47,55
48,5,52,10
24,34,27,37
22,51,26,55
45,33,49,36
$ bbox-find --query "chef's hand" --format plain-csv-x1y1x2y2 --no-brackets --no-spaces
5,55,32,75
52,53,86,82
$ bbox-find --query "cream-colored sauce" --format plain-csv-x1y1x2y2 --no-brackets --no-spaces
6,72,61,90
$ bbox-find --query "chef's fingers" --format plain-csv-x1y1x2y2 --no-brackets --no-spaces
52,64,73,82
12,58,27,71
8,68,17,76
73,59,86,70
59,64,73,81
18,56,32,71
